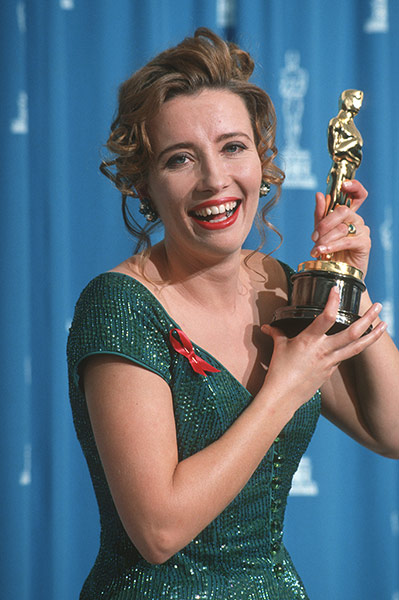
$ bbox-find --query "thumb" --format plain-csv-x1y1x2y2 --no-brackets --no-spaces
261,323,286,343
314,191,327,227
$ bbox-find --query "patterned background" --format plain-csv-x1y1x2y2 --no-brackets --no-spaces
1,1,398,598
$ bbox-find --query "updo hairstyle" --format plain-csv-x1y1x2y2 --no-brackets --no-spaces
100,27,284,252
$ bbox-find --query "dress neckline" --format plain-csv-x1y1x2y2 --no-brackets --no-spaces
100,270,254,398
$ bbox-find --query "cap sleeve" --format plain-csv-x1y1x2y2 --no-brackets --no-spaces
67,273,172,389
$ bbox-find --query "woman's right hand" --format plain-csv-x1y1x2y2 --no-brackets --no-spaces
261,286,386,412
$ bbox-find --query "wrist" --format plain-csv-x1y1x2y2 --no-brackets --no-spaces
256,379,300,423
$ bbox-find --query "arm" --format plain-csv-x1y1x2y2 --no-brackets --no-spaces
321,300,399,458
83,354,296,564
310,179,399,458
82,284,383,564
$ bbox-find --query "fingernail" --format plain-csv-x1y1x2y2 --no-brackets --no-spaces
310,245,326,258
374,302,382,313
311,230,319,242
343,180,353,188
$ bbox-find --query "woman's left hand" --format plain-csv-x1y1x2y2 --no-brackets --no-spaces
310,179,371,276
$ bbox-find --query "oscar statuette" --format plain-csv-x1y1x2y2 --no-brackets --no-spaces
271,89,368,337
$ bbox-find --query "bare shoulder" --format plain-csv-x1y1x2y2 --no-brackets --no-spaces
107,244,166,293
108,256,148,282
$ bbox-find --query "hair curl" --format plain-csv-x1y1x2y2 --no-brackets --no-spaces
100,27,284,253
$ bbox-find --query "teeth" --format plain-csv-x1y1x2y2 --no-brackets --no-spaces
194,201,237,217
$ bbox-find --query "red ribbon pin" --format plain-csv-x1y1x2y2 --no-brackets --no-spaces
169,328,220,377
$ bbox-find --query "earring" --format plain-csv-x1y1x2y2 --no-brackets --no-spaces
260,181,271,197
139,198,158,222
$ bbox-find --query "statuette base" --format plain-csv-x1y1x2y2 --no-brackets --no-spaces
271,260,367,337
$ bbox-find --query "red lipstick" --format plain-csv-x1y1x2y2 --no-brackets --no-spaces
191,203,241,230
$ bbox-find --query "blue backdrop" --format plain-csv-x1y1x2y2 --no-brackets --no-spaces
2,1,398,599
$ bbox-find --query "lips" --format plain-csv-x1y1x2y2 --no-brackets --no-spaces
189,198,241,230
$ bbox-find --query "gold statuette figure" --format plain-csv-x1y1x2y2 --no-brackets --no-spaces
325,89,363,214
271,90,367,337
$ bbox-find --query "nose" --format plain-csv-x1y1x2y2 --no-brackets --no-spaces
196,154,230,194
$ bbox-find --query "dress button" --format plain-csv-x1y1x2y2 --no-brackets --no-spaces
271,499,282,513
271,476,281,490
270,541,280,556
273,455,284,468
270,519,281,534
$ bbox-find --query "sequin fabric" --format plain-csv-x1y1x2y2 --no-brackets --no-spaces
67,271,321,599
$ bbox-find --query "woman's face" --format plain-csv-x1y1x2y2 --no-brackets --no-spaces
145,88,263,262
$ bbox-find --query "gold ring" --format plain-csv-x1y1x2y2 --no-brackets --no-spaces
347,223,357,236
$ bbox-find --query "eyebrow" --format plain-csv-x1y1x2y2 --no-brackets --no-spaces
156,131,253,162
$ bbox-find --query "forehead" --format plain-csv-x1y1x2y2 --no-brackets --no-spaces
146,89,254,150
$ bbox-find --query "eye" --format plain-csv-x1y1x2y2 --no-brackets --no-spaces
165,153,190,168
223,142,246,154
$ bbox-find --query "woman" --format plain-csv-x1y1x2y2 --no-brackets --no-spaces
67,28,399,599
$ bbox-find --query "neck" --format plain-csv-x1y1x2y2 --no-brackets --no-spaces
153,241,247,311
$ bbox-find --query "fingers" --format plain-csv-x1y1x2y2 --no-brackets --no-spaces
311,215,370,258
313,203,363,239
312,228,371,261
311,179,371,277
341,180,368,210
281,287,384,350
310,204,370,263
261,295,386,403
345,302,382,339
314,192,327,228
303,286,341,336
327,304,387,363
313,179,367,233
263,288,341,341
261,323,286,345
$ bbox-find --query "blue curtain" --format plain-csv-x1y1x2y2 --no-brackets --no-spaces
2,1,397,598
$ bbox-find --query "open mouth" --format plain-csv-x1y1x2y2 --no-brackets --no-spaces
189,200,241,224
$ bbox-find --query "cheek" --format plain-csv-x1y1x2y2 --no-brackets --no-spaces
242,162,262,192
150,177,193,220
247,153,262,178
150,168,194,197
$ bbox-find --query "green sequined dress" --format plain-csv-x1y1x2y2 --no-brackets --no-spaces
67,270,321,600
